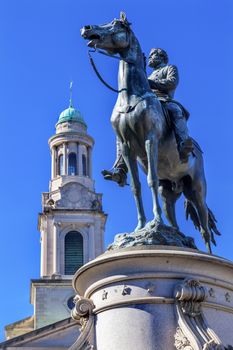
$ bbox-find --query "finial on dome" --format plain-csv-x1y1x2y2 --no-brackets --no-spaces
69,81,73,108
56,82,87,127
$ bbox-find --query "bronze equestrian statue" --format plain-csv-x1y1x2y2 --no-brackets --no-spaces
81,12,220,253
103,47,193,186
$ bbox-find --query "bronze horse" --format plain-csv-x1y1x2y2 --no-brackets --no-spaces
81,12,220,253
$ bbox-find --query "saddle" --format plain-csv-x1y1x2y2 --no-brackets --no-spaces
160,102,172,130
160,98,190,129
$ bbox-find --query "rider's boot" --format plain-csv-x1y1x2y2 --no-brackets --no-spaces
102,167,128,187
169,106,194,162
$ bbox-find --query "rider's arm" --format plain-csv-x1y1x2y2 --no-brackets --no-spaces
149,65,179,91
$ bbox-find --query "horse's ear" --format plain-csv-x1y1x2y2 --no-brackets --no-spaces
120,11,131,26
120,11,127,23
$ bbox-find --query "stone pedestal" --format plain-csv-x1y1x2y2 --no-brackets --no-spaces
70,246,233,350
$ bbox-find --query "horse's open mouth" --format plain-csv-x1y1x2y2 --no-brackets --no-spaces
87,34,101,47
88,34,100,40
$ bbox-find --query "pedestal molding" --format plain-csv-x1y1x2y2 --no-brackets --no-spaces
73,247,233,292
83,272,233,299
93,296,174,314
91,295,233,317
202,301,233,315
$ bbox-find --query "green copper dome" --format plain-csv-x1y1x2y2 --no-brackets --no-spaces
56,105,87,126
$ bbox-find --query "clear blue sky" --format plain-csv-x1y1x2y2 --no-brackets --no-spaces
0,0,232,341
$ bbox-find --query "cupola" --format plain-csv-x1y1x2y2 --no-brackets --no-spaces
56,104,87,127
48,86,94,193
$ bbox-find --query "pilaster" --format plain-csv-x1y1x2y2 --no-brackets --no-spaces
53,222,61,276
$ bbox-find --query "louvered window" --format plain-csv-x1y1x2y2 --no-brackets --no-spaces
65,231,83,275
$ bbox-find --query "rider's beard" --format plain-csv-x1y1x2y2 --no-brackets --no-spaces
148,59,162,68
153,59,163,68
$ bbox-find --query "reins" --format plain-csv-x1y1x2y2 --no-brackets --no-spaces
88,48,127,93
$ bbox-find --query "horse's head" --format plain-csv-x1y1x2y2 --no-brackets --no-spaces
81,12,131,54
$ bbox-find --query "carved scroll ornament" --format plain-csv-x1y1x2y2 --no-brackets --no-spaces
69,296,96,350
174,278,226,350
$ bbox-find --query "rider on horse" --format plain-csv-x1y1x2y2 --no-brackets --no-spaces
103,48,193,186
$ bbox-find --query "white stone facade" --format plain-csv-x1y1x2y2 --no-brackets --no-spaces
30,280,75,329
38,211,105,278
32,109,107,329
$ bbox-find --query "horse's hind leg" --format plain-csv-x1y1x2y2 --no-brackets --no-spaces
122,142,146,231
159,180,181,229
145,136,163,224
183,177,212,253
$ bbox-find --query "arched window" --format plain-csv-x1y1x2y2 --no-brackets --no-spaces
82,154,87,176
58,154,64,175
68,153,77,175
65,231,83,275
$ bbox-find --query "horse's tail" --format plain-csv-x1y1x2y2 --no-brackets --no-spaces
184,199,221,246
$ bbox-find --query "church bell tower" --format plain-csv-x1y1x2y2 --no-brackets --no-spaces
33,96,107,329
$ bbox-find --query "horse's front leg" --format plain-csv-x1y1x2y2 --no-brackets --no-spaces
122,142,146,231
145,135,164,225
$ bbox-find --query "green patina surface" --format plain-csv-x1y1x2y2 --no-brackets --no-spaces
56,105,87,126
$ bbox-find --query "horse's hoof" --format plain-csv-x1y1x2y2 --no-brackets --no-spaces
134,220,146,232
153,217,164,227
145,220,156,229
145,218,164,230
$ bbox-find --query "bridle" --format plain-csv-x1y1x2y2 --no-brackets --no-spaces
87,25,131,93
88,48,125,93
